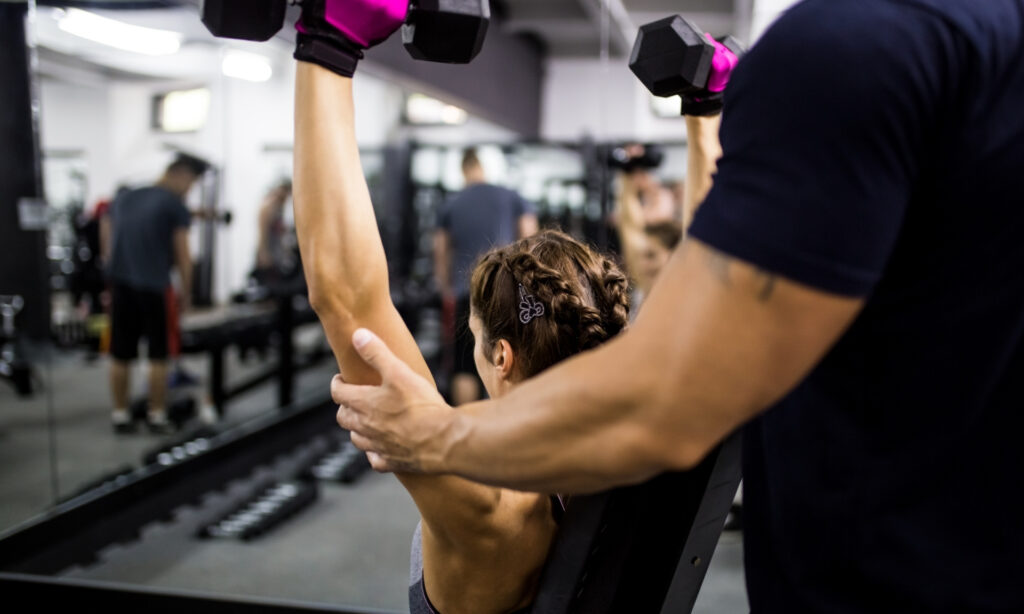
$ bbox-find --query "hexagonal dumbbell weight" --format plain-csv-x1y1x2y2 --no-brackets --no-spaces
403,0,490,64
201,0,490,64
629,15,742,99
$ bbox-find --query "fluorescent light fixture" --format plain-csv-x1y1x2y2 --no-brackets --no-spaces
156,87,211,133
222,49,273,82
405,93,468,126
58,8,181,56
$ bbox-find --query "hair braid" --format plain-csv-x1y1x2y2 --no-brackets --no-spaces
469,229,631,379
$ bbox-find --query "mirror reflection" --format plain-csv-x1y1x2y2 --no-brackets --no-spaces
1,1,745,613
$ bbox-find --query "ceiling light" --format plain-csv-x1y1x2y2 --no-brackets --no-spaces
156,88,211,133
440,104,468,125
57,8,181,56
222,49,273,82
405,93,468,126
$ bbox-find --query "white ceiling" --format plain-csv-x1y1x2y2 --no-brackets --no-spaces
32,0,752,84
501,0,751,57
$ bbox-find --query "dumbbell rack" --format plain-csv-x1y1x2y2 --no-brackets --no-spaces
0,392,387,613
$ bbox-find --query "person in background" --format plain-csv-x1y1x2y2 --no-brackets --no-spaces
255,180,294,283
433,148,538,405
104,153,207,433
614,117,722,312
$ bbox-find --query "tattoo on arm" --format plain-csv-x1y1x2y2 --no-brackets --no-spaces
703,248,777,302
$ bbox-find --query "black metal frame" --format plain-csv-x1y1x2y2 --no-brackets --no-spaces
0,392,336,574
0,573,390,614
531,432,742,614
179,294,323,414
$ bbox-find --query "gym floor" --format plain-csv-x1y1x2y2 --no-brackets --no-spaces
0,344,747,612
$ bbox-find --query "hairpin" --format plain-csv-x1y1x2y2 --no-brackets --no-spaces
518,284,545,324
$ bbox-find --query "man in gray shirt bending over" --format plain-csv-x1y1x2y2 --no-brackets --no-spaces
434,148,538,405
105,153,207,433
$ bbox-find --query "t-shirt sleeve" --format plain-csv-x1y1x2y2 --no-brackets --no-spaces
688,0,953,296
175,203,191,229
436,199,452,230
514,191,536,218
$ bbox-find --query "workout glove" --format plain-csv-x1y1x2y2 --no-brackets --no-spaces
294,0,409,78
681,36,741,116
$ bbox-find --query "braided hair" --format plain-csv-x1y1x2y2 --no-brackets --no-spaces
469,230,630,379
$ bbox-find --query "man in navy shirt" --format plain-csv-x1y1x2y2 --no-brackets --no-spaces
333,0,1024,610
433,148,537,405
105,154,206,433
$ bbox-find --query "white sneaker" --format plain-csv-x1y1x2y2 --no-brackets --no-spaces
147,410,175,434
111,408,134,434
198,404,219,425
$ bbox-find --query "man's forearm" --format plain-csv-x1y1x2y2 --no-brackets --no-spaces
445,329,671,493
683,115,722,227
432,233,452,296
178,262,192,306
427,240,862,494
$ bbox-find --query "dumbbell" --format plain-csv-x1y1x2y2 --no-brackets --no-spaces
608,143,664,172
629,15,742,114
191,209,233,225
201,0,489,64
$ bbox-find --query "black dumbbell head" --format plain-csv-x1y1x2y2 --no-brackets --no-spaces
201,0,286,42
402,0,490,64
629,15,715,97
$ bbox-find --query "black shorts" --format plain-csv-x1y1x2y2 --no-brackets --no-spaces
110,283,169,361
453,295,476,375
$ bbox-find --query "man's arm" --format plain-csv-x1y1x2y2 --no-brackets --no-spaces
335,238,862,492
613,172,651,288
682,114,722,228
256,202,274,269
173,227,192,312
518,213,539,238
432,229,453,299
99,214,112,265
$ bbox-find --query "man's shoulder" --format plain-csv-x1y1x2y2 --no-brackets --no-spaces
781,0,1018,42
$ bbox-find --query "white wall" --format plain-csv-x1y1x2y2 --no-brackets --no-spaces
37,43,419,304
750,0,802,42
539,57,688,144
39,78,114,209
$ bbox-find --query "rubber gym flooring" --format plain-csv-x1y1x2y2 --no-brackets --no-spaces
0,344,747,612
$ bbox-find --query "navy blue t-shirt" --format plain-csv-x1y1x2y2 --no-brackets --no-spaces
108,186,191,292
688,0,1024,611
437,183,535,298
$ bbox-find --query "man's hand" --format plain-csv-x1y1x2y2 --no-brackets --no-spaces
332,328,457,473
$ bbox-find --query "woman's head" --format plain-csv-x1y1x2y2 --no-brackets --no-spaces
639,221,682,287
468,230,630,397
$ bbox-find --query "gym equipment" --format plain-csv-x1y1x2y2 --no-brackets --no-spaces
0,295,34,396
629,15,742,115
307,439,372,484
607,143,664,172
143,428,216,467
532,432,742,613
200,0,490,64
179,288,322,416
0,385,740,613
199,478,319,541
402,0,489,63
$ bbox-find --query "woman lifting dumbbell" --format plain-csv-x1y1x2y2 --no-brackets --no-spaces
288,2,735,613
